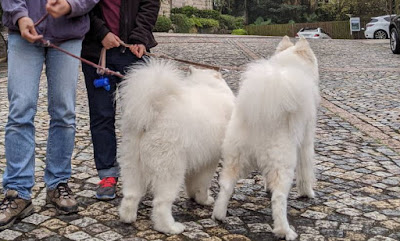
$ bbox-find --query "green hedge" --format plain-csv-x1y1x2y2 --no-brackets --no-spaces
170,14,195,33
231,29,247,35
171,6,197,17
154,16,172,32
192,17,219,28
195,9,220,19
219,14,244,30
170,7,244,32
171,6,220,19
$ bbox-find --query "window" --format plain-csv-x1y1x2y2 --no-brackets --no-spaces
302,28,318,32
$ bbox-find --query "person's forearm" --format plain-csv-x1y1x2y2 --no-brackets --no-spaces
66,0,99,18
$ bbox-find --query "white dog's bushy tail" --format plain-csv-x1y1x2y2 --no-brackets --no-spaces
237,58,317,144
118,59,183,132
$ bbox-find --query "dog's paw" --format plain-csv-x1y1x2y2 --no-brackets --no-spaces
299,188,315,199
196,195,214,206
273,227,298,240
154,222,185,234
119,205,137,223
119,212,137,223
211,207,227,221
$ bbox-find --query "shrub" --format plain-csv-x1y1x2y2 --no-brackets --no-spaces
234,17,245,29
231,29,247,35
171,6,196,17
254,17,264,25
170,14,195,33
253,16,271,26
195,9,220,19
191,18,202,28
219,15,244,30
193,18,219,29
154,16,172,32
219,14,235,30
171,6,220,20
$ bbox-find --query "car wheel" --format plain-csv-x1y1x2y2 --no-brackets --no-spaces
374,30,388,39
390,28,400,54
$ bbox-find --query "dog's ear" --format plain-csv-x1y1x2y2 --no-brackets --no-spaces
188,66,197,74
214,71,223,80
275,36,294,53
294,37,316,63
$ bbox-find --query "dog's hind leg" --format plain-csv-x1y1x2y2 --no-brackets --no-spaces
185,161,218,206
119,160,147,223
152,171,185,234
296,123,316,198
264,144,298,240
212,152,242,221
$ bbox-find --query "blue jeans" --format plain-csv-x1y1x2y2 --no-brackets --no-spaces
3,33,82,200
82,47,143,179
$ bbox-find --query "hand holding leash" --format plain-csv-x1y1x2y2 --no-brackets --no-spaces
101,32,121,50
46,0,71,18
129,44,146,58
18,17,43,43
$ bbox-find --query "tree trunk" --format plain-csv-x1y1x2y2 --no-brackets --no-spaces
244,0,249,25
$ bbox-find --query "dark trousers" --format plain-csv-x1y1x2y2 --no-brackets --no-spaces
82,47,143,179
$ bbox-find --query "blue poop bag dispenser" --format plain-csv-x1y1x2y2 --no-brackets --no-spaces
93,76,110,91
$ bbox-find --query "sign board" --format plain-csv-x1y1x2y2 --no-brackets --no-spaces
350,17,361,32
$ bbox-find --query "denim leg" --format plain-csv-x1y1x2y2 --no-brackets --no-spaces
44,39,82,190
82,62,119,180
3,34,45,200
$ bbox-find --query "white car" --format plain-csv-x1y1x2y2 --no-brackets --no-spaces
295,28,331,39
365,15,395,39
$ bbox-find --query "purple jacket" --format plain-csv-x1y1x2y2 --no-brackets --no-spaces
1,0,99,43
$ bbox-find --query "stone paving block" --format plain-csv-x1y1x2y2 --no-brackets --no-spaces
70,217,98,227
95,230,123,241
0,229,22,240
65,231,92,240
301,210,328,219
299,234,325,241
182,230,211,239
182,221,203,231
364,211,388,221
22,213,51,225
27,228,56,239
246,223,272,233
40,218,68,230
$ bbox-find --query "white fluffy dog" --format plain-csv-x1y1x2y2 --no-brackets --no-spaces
212,36,320,240
117,59,235,234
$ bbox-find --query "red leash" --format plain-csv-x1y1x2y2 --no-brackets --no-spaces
34,14,124,78
33,13,221,76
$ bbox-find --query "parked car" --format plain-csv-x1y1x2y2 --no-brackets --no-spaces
389,15,400,54
364,15,395,39
295,27,331,39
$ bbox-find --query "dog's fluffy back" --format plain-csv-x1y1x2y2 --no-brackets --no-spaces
236,37,320,145
118,58,235,171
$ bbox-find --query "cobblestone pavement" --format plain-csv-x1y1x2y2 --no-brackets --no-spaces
0,34,400,241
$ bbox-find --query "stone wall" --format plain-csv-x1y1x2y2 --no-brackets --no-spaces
159,0,213,17
172,0,212,9
159,0,172,17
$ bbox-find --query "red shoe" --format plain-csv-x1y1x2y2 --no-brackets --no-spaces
96,177,117,200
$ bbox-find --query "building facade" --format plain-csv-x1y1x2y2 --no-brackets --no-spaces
159,0,213,16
